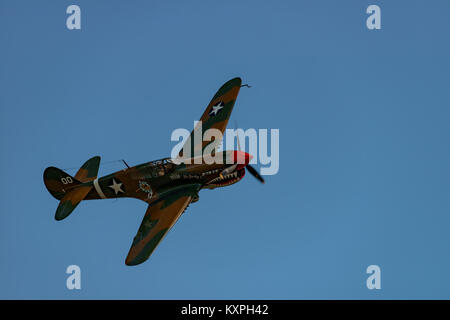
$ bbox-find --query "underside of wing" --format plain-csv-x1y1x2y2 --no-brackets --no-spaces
178,77,242,159
125,184,201,266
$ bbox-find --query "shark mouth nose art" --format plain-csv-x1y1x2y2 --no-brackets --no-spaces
207,168,246,187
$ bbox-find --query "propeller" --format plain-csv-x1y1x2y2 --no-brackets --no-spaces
246,163,265,184
235,123,265,184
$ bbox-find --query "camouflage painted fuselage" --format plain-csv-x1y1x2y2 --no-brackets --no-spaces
83,151,248,204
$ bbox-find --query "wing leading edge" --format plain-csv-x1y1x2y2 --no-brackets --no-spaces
125,184,201,266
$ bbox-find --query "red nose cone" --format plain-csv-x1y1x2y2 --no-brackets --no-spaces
234,150,252,168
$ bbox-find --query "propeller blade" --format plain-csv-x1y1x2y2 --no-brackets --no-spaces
246,165,265,184
235,120,265,184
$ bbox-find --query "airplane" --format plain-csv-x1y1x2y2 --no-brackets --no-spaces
43,77,265,266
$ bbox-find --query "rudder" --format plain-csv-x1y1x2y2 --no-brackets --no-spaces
43,167,82,200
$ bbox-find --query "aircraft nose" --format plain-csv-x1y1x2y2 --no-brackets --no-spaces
234,150,252,165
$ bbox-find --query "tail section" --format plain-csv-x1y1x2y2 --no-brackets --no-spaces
55,186,92,220
44,156,101,220
74,156,100,183
43,167,82,200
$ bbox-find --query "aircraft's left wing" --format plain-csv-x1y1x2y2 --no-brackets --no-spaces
125,184,201,266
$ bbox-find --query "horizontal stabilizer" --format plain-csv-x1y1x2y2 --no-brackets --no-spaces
55,186,92,221
75,156,101,182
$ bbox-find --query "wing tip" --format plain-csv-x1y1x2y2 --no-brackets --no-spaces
212,77,242,101
125,254,142,266
229,77,242,86
125,255,150,266
125,260,138,266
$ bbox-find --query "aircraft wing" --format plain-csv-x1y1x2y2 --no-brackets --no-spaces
178,77,242,159
125,184,201,266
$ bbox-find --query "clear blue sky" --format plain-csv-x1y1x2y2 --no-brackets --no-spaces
1,0,449,299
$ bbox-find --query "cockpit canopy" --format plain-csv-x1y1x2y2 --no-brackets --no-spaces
145,157,175,177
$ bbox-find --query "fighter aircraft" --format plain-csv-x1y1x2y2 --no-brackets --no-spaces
43,77,264,266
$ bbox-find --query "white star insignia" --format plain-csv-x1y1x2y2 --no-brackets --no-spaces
109,178,124,195
209,101,224,116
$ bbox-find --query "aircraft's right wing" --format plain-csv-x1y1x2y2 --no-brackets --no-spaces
125,184,201,266
178,77,242,159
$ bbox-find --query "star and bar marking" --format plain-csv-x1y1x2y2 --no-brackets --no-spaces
209,101,224,116
109,178,124,195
